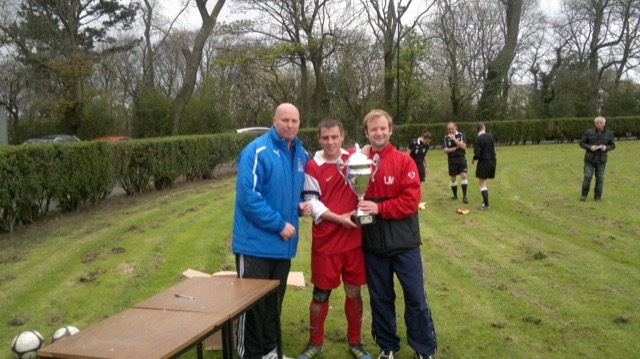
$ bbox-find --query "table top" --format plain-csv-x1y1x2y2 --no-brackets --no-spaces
38,308,226,359
38,277,280,358
133,276,280,317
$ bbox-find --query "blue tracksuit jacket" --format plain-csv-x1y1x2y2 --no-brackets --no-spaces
232,127,308,259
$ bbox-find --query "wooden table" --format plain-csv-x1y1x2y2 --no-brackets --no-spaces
38,277,281,359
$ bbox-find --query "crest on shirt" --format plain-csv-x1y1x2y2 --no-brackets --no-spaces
298,158,304,172
408,172,416,179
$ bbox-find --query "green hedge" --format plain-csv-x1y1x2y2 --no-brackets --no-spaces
387,116,640,149
2,117,638,233
0,133,255,232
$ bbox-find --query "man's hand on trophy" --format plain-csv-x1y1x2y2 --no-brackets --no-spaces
339,211,359,228
358,200,379,215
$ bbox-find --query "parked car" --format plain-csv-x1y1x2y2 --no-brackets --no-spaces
23,134,80,144
94,136,132,141
235,127,270,134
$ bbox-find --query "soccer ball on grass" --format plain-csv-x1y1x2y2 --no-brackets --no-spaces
51,325,80,342
11,330,45,359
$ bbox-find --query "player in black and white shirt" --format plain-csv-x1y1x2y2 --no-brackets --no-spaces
443,122,468,203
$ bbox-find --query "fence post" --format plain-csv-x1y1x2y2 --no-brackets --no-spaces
0,99,8,146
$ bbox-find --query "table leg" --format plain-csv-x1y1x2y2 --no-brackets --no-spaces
222,320,233,359
275,286,282,359
197,342,203,359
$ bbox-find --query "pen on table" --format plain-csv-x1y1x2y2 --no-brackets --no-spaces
174,293,196,300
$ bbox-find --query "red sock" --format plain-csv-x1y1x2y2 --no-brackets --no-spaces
309,299,329,346
345,296,363,345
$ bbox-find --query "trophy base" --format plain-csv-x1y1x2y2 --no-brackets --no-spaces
352,213,375,226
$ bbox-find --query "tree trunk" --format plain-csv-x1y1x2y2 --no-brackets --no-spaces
172,0,226,135
587,1,605,117
477,0,523,122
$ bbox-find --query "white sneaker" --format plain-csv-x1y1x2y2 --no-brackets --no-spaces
262,348,292,359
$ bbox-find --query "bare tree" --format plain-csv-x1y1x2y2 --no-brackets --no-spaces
140,0,190,94
172,0,226,135
610,0,640,86
555,0,633,116
360,0,433,114
476,0,524,121
327,27,384,137
233,0,349,127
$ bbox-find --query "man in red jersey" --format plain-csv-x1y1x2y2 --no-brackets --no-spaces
297,118,372,359
358,110,437,359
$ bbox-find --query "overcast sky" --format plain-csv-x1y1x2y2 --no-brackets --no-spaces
164,0,563,30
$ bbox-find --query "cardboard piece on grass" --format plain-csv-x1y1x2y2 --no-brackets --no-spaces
181,268,306,287
181,268,306,351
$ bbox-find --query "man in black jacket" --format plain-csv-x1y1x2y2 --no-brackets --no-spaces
579,116,616,202
471,122,496,210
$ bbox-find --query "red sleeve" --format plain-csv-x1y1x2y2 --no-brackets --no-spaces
378,153,421,219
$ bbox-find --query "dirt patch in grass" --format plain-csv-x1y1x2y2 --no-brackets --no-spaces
0,274,16,283
49,316,66,326
113,262,136,275
82,251,102,264
8,316,29,326
0,253,24,264
109,247,125,254
79,270,104,283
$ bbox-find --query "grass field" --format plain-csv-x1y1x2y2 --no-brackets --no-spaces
1,141,639,359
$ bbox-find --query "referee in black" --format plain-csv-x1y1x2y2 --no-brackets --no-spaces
471,121,496,210
408,130,432,183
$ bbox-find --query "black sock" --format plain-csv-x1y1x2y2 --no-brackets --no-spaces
462,184,468,197
451,185,458,197
481,189,489,206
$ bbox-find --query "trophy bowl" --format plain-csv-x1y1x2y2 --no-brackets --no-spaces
337,144,379,225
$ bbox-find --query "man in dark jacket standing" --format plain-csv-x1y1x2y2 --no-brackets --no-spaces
357,109,437,359
471,122,496,210
579,116,615,202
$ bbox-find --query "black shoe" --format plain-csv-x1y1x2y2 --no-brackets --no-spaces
462,197,468,204
450,196,458,201
478,204,490,210
580,196,587,202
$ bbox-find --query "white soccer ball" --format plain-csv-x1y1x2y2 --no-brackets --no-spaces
11,330,45,359
52,325,80,342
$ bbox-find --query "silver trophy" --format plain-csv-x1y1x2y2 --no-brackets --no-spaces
337,144,380,225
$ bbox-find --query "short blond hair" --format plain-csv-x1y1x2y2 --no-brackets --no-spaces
362,109,393,131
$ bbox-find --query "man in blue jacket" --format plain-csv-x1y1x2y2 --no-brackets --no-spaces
233,103,311,359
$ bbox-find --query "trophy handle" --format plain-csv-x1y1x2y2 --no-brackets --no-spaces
336,158,348,184
370,154,380,182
